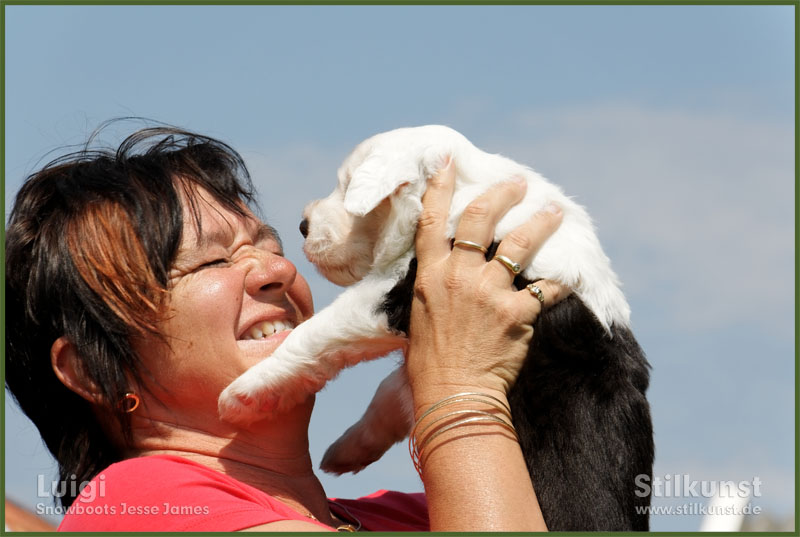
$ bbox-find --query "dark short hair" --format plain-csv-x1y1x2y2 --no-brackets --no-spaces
5,124,259,507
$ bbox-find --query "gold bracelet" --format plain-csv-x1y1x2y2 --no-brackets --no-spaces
408,392,517,478
412,392,513,431
417,414,517,469
410,409,517,476
410,393,513,457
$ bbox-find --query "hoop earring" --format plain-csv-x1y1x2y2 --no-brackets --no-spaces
118,392,140,413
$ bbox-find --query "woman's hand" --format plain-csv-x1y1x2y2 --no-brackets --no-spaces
405,157,569,531
407,157,569,404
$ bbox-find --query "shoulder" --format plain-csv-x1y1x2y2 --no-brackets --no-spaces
331,490,429,532
57,455,320,532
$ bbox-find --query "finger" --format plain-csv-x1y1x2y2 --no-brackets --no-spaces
451,178,527,266
510,279,572,323
526,279,572,309
487,203,563,283
416,157,456,264
452,239,490,257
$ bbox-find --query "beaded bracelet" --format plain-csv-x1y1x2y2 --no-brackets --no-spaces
408,392,518,478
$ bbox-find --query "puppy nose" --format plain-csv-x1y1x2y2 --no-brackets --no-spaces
299,218,309,238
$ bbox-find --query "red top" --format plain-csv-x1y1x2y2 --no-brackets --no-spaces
57,455,428,532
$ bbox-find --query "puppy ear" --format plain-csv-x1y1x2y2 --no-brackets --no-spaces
343,154,417,216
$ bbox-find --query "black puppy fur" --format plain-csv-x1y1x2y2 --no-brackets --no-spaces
379,251,654,531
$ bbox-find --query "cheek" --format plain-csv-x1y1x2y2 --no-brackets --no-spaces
170,278,240,335
289,273,314,321
144,277,242,371
187,277,239,311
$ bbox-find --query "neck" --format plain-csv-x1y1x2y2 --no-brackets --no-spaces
126,398,334,524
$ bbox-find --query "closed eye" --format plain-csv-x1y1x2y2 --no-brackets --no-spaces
197,258,231,270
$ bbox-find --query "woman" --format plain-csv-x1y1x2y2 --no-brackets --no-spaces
5,125,566,531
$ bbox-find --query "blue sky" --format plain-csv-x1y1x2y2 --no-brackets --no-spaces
4,5,795,531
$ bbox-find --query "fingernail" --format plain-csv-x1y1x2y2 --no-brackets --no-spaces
511,175,526,185
440,155,453,171
542,202,561,215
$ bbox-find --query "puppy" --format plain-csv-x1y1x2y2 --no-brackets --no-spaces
219,125,653,530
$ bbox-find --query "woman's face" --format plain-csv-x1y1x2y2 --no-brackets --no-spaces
133,186,314,424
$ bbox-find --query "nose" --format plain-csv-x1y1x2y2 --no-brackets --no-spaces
299,218,309,238
245,251,298,298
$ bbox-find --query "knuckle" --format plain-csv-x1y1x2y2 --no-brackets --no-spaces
503,229,534,251
417,208,444,230
412,273,434,298
462,200,492,221
427,175,448,190
442,273,465,292
474,282,496,306
413,268,437,288
490,301,520,326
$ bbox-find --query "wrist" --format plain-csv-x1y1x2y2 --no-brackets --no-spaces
408,389,518,481
409,379,509,421
406,347,517,410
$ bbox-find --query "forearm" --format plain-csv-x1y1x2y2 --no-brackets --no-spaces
404,158,563,532
410,382,548,532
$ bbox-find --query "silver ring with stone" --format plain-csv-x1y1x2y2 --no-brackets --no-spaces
526,283,545,305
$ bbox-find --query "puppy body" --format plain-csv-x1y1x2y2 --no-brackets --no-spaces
301,125,629,331
218,125,653,530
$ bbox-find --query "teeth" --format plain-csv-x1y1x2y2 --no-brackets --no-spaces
243,320,295,340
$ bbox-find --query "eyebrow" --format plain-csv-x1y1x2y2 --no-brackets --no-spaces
256,222,284,253
194,221,283,253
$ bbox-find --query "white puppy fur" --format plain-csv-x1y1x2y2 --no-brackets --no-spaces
218,125,630,472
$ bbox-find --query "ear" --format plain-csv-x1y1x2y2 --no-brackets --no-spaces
343,154,418,216
51,336,103,405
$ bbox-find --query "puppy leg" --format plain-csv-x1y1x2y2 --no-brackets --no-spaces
320,366,413,474
218,276,404,424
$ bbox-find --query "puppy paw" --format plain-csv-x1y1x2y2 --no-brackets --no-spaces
218,372,280,425
218,359,329,425
320,423,398,475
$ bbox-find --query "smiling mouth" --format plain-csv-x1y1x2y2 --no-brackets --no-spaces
240,320,296,341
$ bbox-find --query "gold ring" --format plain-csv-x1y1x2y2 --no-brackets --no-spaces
526,283,545,305
493,254,522,275
453,239,488,254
